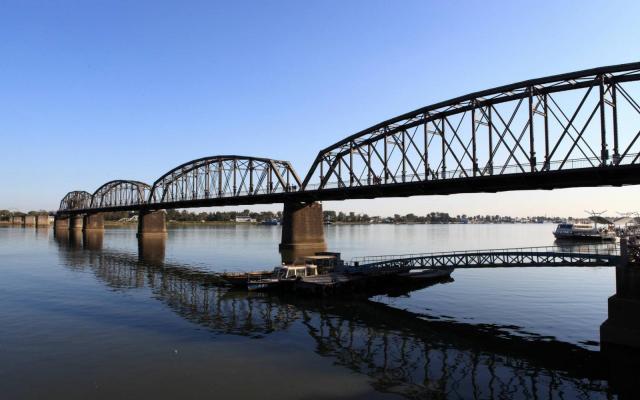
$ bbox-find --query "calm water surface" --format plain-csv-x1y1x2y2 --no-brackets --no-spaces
0,224,627,398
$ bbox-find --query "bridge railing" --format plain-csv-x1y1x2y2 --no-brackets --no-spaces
349,244,621,267
303,154,638,191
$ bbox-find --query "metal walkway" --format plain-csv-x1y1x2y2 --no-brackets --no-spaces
347,245,620,275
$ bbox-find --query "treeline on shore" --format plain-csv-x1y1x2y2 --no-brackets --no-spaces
0,209,568,224
0,210,50,220
103,210,281,222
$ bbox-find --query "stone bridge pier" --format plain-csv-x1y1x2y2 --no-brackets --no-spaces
69,215,84,230
601,239,640,348
54,215,69,230
35,215,49,228
137,210,167,238
83,213,104,231
601,238,640,397
23,215,36,226
279,201,327,263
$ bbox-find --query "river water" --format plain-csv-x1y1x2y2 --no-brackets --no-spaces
0,223,629,398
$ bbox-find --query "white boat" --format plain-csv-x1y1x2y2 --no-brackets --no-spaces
553,222,616,241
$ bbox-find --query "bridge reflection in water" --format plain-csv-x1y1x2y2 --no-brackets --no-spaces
52,231,640,399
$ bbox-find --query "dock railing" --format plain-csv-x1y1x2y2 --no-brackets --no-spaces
348,244,621,270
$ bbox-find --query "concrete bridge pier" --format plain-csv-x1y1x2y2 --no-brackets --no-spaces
83,213,104,231
23,215,36,226
11,216,23,225
36,215,49,228
69,215,84,230
601,239,640,397
279,201,327,263
137,210,167,238
601,239,640,348
54,215,70,231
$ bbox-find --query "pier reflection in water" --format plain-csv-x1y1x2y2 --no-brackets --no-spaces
46,231,633,399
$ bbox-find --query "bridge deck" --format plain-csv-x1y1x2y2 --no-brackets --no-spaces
347,245,621,275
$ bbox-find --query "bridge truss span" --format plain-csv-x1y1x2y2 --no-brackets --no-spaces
91,180,152,209
149,156,302,206
59,191,93,212
302,62,640,194
55,62,640,213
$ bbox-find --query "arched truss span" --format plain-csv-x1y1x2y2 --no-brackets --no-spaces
91,180,152,208
302,62,640,190
149,156,302,203
59,191,92,211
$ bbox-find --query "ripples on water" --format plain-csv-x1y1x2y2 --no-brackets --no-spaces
0,224,629,399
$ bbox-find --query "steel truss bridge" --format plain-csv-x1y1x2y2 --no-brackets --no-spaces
58,62,640,214
348,245,620,274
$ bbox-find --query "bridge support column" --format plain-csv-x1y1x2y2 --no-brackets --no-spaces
601,239,640,349
279,201,326,262
12,216,24,225
23,215,36,226
137,210,167,238
54,215,69,230
83,213,104,231
601,239,640,397
69,215,84,230
36,215,49,228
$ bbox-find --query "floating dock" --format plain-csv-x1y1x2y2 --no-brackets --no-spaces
222,245,621,297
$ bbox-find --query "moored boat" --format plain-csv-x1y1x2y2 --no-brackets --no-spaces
553,222,616,241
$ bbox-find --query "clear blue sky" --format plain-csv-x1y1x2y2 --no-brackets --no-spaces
2,0,639,216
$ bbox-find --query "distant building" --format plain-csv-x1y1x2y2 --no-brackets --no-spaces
235,215,256,223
